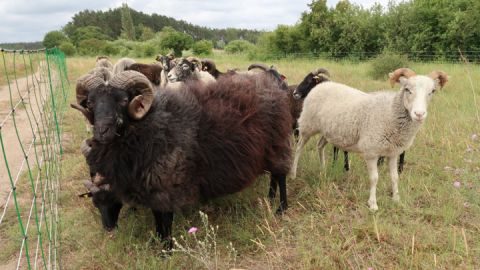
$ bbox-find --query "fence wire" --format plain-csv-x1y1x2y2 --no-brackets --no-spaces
0,48,68,270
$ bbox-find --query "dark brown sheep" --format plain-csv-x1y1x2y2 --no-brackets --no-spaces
73,71,292,250
125,63,163,86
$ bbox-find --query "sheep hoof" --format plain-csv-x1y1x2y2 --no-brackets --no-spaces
368,200,378,211
392,194,400,202
275,204,288,215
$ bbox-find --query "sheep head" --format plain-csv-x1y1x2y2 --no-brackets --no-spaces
81,178,121,231
390,68,448,123
201,59,216,73
156,53,175,71
293,68,330,100
167,57,196,83
72,71,154,143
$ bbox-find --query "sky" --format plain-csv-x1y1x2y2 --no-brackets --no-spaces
0,0,392,43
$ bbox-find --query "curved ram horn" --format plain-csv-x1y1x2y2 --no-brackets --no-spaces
388,68,416,87
186,56,203,70
247,63,269,71
80,138,92,157
109,71,154,120
84,180,100,193
428,71,448,89
72,73,105,124
312,68,330,78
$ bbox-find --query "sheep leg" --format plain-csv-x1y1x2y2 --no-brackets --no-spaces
273,173,288,214
389,156,400,202
343,151,350,171
366,158,379,211
268,175,278,200
398,151,405,173
152,210,174,251
317,136,328,168
291,133,312,178
333,146,339,162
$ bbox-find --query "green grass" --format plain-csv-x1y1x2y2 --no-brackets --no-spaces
49,54,480,269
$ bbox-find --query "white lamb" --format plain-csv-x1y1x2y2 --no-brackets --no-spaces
291,68,448,210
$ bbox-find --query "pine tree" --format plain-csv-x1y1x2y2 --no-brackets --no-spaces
120,3,136,40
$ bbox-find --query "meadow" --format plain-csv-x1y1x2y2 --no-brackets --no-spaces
50,53,480,269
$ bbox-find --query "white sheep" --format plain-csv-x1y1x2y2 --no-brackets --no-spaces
291,68,448,210
166,57,216,88
113,57,136,74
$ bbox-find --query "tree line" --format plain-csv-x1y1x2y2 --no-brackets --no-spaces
40,0,480,61
256,0,480,60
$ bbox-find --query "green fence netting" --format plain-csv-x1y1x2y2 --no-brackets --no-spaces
0,47,68,270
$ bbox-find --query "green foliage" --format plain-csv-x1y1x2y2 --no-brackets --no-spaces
216,40,226,49
192,40,213,56
158,27,193,57
138,24,155,41
70,26,110,46
368,51,410,80
62,6,260,45
77,38,107,56
120,3,136,40
224,40,255,54
43,31,68,48
102,42,121,56
251,0,480,61
59,42,76,56
142,43,156,57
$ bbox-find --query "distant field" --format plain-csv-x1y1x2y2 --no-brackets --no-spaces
23,54,480,269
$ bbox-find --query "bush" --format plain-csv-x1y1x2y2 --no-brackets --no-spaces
224,40,255,54
59,42,76,56
192,40,213,56
102,42,121,56
77,38,107,56
143,44,156,57
43,31,68,48
369,52,410,80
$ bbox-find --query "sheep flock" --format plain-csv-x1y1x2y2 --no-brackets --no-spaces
73,55,448,251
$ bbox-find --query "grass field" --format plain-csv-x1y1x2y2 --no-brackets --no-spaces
51,54,480,269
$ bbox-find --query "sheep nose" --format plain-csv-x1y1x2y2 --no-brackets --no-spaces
414,111,425,118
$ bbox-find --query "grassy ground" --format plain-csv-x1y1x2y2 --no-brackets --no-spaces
56,54,480,269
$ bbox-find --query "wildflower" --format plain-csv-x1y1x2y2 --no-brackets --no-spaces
188,227,198,234
453,181,461,188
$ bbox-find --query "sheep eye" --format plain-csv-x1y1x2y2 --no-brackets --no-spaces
182,64,190,70
430,89,436,95
120,97,128,106
404,88,412,94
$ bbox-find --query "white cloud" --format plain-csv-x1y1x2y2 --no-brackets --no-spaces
0,0,392,43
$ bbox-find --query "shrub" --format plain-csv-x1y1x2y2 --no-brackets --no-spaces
224,40,255,54
102,42,121,56
43,31,68,48
369,52,410,80
143,44,156,57
192,40,213,56
59,42,76,56
77,38,107,56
